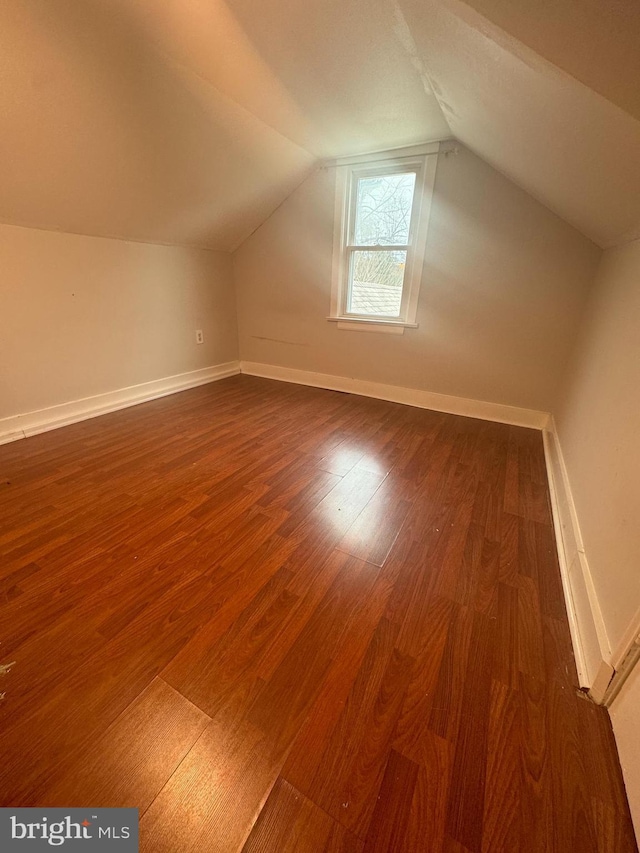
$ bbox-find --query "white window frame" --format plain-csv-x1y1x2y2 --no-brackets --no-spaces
329,142,439,335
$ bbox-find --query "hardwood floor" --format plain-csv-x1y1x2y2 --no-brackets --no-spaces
0,375,635,852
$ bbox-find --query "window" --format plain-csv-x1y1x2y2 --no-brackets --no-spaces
329,143,439,334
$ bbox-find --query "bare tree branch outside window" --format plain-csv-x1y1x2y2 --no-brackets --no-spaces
349,173,416,316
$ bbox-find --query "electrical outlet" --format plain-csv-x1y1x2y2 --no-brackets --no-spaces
195,329,204,344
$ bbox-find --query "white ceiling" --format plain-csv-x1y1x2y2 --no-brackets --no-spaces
397,0,640,248
0,1,315,251
1,0,639,250
455,0,640,124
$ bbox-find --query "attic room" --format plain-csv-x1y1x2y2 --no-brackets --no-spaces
0,0,639,849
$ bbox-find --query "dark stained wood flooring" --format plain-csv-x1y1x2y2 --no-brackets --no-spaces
0,375,636,852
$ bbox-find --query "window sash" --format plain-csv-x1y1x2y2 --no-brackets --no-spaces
346,168,420,250
345,247,408,319
345,244,409,251
329,143,440,332
342,166,421,320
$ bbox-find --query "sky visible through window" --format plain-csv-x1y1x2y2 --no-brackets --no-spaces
349,172,416,317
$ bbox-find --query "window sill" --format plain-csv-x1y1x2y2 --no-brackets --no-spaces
327,316,418,335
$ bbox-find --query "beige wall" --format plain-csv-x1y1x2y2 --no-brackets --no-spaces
234,144,599,413
611,663,640,842
553,237,640,834
0,224,238,420
555,238,640,657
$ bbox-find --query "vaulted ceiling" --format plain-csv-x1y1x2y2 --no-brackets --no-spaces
1,0,639,250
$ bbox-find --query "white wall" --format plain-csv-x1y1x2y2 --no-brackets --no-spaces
0,224,238,422
554,238,640,659
553,237,640,833
233,144,600,414
611,663,640,842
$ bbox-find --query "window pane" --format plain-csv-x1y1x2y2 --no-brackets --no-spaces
354,172,416,246
348,250,406,317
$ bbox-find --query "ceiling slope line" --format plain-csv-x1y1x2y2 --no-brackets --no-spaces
403,0,640,248
0,216,229,254
390,1,452,132
229,162,319,254
132,30,318,164
451,0,640,128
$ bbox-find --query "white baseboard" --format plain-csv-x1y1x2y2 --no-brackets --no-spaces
0,361,241,445
240,361,550,430
543,419,613,702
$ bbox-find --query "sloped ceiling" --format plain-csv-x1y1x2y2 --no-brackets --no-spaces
1,0,639,250
397,0,640,248
456,0,640,124
0,0,448,250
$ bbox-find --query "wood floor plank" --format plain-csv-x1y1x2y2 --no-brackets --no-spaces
362,749,419,852
591,798,639,853
445,611,496,853
139,714,281,853
503,430,520,516
547,683,599,853
296,619,413,837
498,510,519,584
306,466,386,538
514,574,547,684
282,570,396,795
248,556,380,755
577,696,635,819
257,549,354,682
494,582,520,689
337,477,410,567
518,672,553,853
427,603,474,743
161,565,298,718
535,519,568,621
43,678,210,810
393,596,458,761
406,733,453,852
481,680,521,852
242,778,363,853
0,375,634,852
